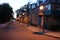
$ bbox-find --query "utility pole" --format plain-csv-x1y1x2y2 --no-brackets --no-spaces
26,0,31,26
26,2,30,26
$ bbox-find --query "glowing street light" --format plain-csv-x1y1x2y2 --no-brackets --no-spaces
22,13,25,15
39,5,44,16
34,5,45,34
40,5,44,10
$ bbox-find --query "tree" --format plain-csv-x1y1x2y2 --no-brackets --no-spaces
0,3,13,24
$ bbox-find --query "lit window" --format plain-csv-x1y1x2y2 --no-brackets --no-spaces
45,4,51,10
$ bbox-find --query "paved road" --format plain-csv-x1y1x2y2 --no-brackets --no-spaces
0,21,60,40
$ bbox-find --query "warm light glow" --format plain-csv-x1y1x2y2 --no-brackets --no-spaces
22,13,25,15
39,13,44,15
19,15,21,17
40,6,44,10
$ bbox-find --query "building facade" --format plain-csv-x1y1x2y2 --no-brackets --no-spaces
29,0,42,27
44,0,60,31
29,0,60,31
16,0,60,31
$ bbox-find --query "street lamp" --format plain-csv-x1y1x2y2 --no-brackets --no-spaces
39,5,44,16
40,5,45,32
22,13,25,16
34,5,45,34
40,5,44,10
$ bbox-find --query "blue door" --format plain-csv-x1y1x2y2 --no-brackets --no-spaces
44,22,48,29
38,17,41,26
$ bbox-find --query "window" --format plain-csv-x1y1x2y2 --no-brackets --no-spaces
33,3,35,8
37,1,39,6
45,4,51,10
32,4,34,9
42,0,46,2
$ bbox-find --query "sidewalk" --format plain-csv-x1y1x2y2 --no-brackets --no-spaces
25,25,60,39
0,22,11,28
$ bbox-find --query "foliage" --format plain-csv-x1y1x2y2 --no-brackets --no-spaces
0,3,13,23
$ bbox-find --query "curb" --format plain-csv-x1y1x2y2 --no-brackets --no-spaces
26,26,60,39
0,21,12,28
20,23,60,39
43,33,60,39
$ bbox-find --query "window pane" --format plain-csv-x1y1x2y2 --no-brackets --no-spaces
45,4,51,10
42,0,46,2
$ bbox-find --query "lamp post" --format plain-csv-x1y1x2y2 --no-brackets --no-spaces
26,1,30,26
34,5,45,34
22,13,25,23
40,5,45,33
40,5,44,10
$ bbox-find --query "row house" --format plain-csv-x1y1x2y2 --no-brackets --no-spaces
44,0,60,31
29,0,42,26
17,0,60,31
29,0,60,31
16,0,42,24
18,0,42,25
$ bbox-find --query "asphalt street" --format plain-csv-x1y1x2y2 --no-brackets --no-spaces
0,21,60,40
